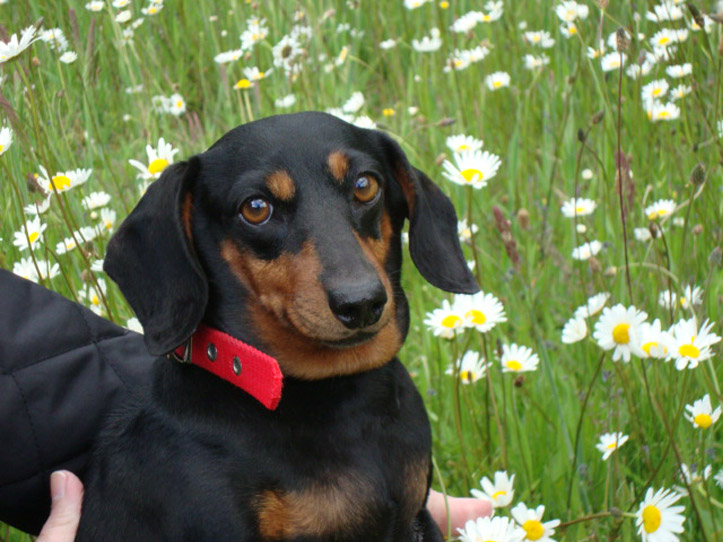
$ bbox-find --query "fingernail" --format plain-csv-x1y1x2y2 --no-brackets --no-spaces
50,471,67,501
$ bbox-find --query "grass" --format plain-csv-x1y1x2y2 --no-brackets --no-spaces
1,0,722,540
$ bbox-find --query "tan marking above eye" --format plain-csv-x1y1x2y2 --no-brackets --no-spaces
266,170,296,201
354,175,379,203
240,197,272,225
328,151,349,182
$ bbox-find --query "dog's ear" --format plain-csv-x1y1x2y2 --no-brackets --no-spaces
378,133,480,294
104,158,208,356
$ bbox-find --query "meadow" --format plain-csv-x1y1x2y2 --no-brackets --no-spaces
1,0,722,540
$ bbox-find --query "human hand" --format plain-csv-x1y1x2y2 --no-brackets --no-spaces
427,488,492,535
36,471,84,542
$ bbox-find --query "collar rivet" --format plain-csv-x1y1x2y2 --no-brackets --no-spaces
233,356,242,375
206,343,217,362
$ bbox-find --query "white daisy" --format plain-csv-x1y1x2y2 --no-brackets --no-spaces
485,71,511,90
500,343,539,373
511,502,560,542
650,102,680,122
524,30,555,48
12,257,59,283
561,197,596,218
214,49,244,64
457,516,525,542
638,319,671,359
666,63,692,78
240,17,269,51
23,197,51,216
446,351,488,384
635,487,685,541
56,236,79,255
39,28,68,51
453,291,507,333
98,208,116,233
679,463,712,486
644,199,676,220
85,0,104,11
446,135,484,154
601,52,626,72
424,299,465,339
36,165,92,194
642,79,670,102
667,318,720,370
634,227,653,242
412,28,442,52
650,28,680,48
561,316,587,343
128,137,178,181
646,4,684,22
0,26,39,64
0,125,12,155
573,292,610,319
379,39,397,50
670,84,691,101
141,2,164,16
441,150,501,189
596,432,629,460
78,278,107,315
571,240,602,260
242,66,272,81
342,91,365,114
592,304,647,362
125,317,144,334
523,54,550,70
82,191,112,211
59,51,77,63
685,394,722,429
450,12,482,34
555,1,589,22
12,217,47,252
457,219,479,243
471,471,515,508
714,469,723,490
274,94,296,109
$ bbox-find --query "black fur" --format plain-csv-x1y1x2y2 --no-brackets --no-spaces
80,112,478,541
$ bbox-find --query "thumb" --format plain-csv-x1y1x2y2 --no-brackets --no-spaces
37,471,84,542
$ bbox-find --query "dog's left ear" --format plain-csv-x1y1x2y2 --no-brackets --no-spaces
104,158,208,356
378,133,480,294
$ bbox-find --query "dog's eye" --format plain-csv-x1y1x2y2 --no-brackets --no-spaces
353,175,379,204
239,197,272,225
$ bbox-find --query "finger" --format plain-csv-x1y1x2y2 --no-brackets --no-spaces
427,489,492,534
37,471,84,542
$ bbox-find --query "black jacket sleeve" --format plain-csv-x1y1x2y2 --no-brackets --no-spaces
0,269,155,535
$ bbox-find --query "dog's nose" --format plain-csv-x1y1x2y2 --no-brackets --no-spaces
328,282,387,329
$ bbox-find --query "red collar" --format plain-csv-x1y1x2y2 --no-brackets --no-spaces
171,324,283,410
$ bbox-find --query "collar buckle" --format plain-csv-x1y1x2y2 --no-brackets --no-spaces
168,336,193,364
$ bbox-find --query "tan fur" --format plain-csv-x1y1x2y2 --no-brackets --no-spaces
220,238,402,380
266,170,296,202
327,151,349,182
395,163,416,214
181,192,194,242
255,474,375,539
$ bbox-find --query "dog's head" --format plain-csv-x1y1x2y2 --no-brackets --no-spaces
105,112,478,379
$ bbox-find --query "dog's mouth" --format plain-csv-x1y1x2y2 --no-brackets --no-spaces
318,330,378,349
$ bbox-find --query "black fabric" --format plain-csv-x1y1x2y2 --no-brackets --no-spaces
0,269,154,535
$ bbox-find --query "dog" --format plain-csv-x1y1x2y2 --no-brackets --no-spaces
76,111,479,541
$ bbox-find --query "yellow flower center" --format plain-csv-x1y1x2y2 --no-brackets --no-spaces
482,14,491,21
694,413,713,428
441,315,462,329
149,6,157,14
465,309,486,325
493,81,502,88
606,442,617,449
531,35,540,42
642,342,665,357
382,108,395,117
235,78,252,89
679,343,700,359
91,294,100,306
258,71,265,79
659,111,670,119
522,519,545,541
658,37,670,45
0,144,4,153
147,158,169,175
642,505,661,533
458,144,470,151
569,25,578,34
51,175,72,191
176,100,184,108
680,297,687,307
506,360,522,371
28,231,39,244
460,168,483,183
491,490,506,500
612,323,630,344
439,1,449,8
459,370,475,383
652,88,662,96
575,206,585,213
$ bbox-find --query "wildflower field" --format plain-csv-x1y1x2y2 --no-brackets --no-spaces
2,0,723,540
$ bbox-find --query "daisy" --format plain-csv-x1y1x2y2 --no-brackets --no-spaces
511,502,560,542
666,63,692,78
40,28,68,51
561,197,596,218
446,134,484,153
453,291,507,333
571,240,602,260
128,137,178,180
479,4,503,23
441,150,501,189
457,219,479,243
12,257,59,283
638,319,671,359
635,487,685,541
342,91,365,114
82,192,111,211
166,93,186,116
667,318,720,370
234,79,253,90
274,94,296,108
125,317,144,334
98,208,116,232
573,292,610,319
670,84,691,100
524,30,555,48
271,35,303,73
23,197,51,216
679,463,712,486
500,343,539,373
642,79,670,102
592,304,647,362
379,39,397,50
404,0,431,9
555,1,589,22
650,102,680,122
485,72,511,90
243,67,273,82
471,471,515,508
659,285,702,310
12,217,47,252
0,26,39,64
59,51,77,63
113,0,131,7
412,28,442,52
85,0,104,11
450,11,482,33
644,199,676,220
0,125,12,155
601,52,626,72
141,2,164,16
596,432,629,460
424,299,465,339
523,54,550,70
650,28,679,48
559,22,579,39
56,236,79,255
457,516,525,542
587,41,606,59
214,49,243,64
685,394,722,429
36,165,92,194
446,351,488,384
715,469,723,490
79,279,107,315
646,4,684,22
561,316,587,343
240,17,269,51
634,227,653,242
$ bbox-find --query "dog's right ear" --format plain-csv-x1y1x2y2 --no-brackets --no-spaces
104,158,208,356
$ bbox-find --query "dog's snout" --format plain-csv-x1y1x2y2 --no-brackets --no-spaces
328,282,387,329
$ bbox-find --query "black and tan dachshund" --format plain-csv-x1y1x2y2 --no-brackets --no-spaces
77,112,479,541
